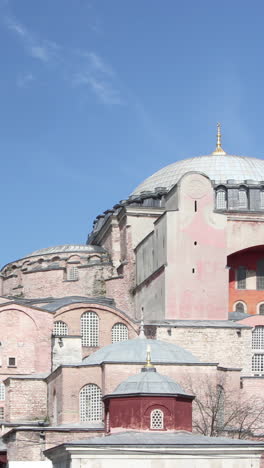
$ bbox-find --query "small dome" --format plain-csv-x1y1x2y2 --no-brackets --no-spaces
110,368,189,396
82,338,199,365
25,244,106,258
132,154,264,195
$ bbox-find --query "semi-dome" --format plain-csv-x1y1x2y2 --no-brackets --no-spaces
82,338,199,365
132,153,264,195
110,368,189,396
25,244,106,258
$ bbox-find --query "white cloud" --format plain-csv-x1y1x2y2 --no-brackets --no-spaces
5,16,59,63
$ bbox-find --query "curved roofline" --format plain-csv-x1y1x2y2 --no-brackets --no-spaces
132,152,264,195
1,244,107,270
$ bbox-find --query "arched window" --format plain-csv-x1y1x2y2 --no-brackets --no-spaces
112,323,129,343
252,327,264,374
150,409,164,430
216,190,227,210
81,312,99,347
238,189,248,209
53,321,68,336
260,191,264,209
252,326,264,350
235,302,245,313
79,384,102,422
259,304,264,315
237,267,247,290
67,266,79,281
0,383,5,401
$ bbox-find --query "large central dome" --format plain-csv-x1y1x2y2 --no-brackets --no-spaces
132,153,264,195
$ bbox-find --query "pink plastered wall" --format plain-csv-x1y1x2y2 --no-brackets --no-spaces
165,173,228,320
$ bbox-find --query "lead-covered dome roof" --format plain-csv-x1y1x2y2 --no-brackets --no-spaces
132,153,264,195
82,338,199,365
25,244,106,258
110,369,189,396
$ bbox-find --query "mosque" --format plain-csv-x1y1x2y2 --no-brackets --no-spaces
1,125,264,467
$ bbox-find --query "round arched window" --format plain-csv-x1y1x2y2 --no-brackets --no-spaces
79,384,102,422
150,409,164,430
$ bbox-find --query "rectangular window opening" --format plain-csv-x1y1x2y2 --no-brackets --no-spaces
8,357,16,367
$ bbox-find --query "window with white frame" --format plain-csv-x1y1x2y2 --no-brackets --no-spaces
237,267,247,290
238,189,248,209
260,191,264,209
252,326,264,374
79,384,102,422
67,266,79,281
0,383,5,401
252,326,264,350
81,311,99,347
53,321,68,336
259,304,264,315
252,354,264,373
0,407,4,420
150,409,164,430
216,190,227,210
235,302,245,313
111,323,129,343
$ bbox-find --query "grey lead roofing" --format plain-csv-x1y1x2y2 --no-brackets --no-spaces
25,244,106,258
109,368,190,396
59,430,264,447
82,338,200,365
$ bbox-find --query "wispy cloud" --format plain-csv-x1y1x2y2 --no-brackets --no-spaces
5,16,123,105
6,16,59,63
73,51,124,105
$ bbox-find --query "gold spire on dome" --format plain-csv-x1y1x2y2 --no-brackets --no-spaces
144,344,154,368
211,123,227,155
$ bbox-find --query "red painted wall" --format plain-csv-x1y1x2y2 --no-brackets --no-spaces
105,395,192,432
228,248,264,315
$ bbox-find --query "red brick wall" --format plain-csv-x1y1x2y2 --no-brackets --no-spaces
228,248,264,315
106,395,192,432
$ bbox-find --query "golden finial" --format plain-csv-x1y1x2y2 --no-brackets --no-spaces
211,123,227,155
144,344,153,368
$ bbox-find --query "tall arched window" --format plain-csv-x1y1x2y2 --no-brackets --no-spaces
259,304,264,315
216,189,227,210
260,191,264,209
53,321,68,336
79,384,102,422
238,189,248,209
150,409,164,430
235,302,245,313
112,323,128,343
81,312,99,347
252,326,264,374
0,383,5,401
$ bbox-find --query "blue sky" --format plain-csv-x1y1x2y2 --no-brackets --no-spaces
1,0,264,266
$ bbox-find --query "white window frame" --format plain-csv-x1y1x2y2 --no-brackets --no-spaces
81,311,99,347
216,190,227,210
258,303,264,315
79,384,102,422
252,326,264,374
0,383,5,401
111,323,129,343
150,409,164,430
67,266,79,281
233,300,247,313
53,321,69,336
